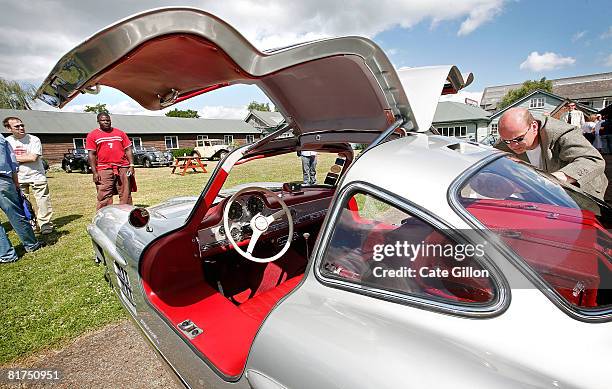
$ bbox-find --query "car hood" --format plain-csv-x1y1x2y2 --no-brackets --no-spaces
36,7,471,140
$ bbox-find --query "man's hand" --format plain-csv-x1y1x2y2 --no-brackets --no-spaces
15,153,39,163
92,171,100,184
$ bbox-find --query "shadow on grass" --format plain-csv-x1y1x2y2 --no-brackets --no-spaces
2,214,81,233
2,214,82,254
53,214,83,229
38,229,69,247
12,229,70,256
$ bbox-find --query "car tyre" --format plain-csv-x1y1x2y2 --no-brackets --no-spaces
62,162,72,173
80,163,88,174
217,151,228,160
143,159,152,168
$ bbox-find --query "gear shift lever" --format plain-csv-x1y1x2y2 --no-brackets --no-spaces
303,232,311,260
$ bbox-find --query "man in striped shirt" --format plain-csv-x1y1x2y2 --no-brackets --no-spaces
86,112,135,210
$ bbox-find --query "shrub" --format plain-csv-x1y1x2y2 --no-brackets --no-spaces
170,148,194,158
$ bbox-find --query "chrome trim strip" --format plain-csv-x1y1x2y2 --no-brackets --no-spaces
362,117,405,154
313,181,509,319
447,153,612,323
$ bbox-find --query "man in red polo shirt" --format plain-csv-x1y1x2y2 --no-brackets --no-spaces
86,112,135,210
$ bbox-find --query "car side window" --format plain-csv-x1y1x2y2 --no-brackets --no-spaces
457,156,612,313
320,191,495,304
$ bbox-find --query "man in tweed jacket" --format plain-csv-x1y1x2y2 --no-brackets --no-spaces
495,108,607,200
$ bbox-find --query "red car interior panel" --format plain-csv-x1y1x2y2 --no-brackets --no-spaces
239,275,303,321
144,275,302,377
465,199,609,307
96,34,254,110
141,224,307,376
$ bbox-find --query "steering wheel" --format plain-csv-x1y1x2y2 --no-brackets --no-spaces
223,186,294,263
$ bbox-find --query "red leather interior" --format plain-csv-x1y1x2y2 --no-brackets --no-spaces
332,197,494,303
465,199,611,307
145,275,302,377
240,276,303,321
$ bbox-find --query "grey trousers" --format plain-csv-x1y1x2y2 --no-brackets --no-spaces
301,155,317,185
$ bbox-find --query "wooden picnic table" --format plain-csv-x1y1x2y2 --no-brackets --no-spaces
171,156,208,176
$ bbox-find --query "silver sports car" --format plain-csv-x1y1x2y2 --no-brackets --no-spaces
37,8,611,389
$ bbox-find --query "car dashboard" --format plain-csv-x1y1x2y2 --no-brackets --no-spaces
197,187,334,255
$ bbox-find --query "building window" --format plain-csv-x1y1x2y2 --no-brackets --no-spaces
131,137,142,149
319,190,495,305
491,123,498,135
438,126,467,138
196,135,208,147
224,135,234,145
246,135,255,143
73,138,86,149
165,136,179,149
579,100,594,108
529,98,544,108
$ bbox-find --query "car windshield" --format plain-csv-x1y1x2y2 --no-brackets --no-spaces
220,151,343,192
457,155,611,314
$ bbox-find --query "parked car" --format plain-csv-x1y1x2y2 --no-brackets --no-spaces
61,148,91,173
132,146,173,167
192,139,231,160
37,8,611,389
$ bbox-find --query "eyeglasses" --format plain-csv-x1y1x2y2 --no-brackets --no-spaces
13,124,25,128
501,128,530,144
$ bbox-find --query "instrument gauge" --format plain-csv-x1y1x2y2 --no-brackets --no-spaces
230,227,242,242
228,202,243,221
247,195,265,215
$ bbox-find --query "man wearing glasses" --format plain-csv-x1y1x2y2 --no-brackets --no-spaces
496,107,607,200
4,117,54,234
0,118,43,263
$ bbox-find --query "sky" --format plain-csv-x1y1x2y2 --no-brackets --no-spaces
1,0,611,119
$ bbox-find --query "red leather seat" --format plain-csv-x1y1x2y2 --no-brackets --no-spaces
239,276,303,321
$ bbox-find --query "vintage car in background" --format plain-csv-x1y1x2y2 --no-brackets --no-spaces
61,148,91,173
132,146,173,168
37,8,610,389
192,139,232,160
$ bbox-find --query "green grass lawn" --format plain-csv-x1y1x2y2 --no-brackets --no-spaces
0,152,337,364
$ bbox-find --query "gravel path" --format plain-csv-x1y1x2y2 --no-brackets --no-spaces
1,320,182,389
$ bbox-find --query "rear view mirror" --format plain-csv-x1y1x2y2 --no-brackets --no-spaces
128,208,150,228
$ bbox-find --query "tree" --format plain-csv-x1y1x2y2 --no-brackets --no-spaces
165,108,200,118
498,78,553,110
84,103,109,114
0,78,36,110
247,101,271,112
